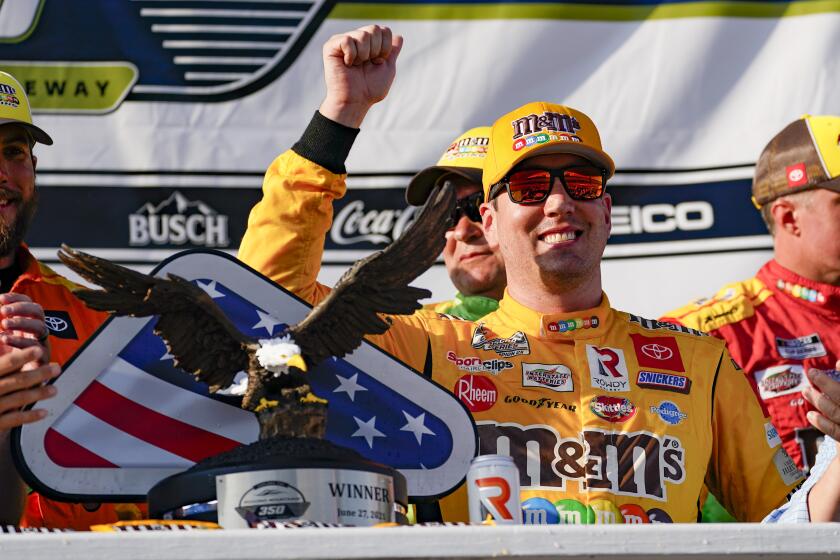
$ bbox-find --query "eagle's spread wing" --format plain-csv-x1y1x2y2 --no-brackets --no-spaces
58,245,254,392
290,182,456,366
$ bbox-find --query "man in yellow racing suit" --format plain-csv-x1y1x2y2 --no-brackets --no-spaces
239,25,802,523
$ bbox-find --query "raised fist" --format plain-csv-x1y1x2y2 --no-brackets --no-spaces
319,24,403,128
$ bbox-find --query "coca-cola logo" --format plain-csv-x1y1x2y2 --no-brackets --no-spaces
455,375,497,412
590,396,636,423
330,200,417,246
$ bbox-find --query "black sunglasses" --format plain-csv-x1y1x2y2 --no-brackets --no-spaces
489,165,608,204
449,190,484,226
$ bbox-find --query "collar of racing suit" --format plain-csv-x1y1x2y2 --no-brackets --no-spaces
490,289,613,339
444,293,499,322
760,259,840,314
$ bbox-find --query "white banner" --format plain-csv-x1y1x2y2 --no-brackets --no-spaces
2,1,838,315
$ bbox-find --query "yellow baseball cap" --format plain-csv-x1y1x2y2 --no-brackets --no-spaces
482,101,614,200
0,71,52,145
406,126,489,205
752,115,840,208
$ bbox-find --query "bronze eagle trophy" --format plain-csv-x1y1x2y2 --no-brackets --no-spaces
58,183,455,441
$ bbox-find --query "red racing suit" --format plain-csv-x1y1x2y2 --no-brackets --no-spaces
237,119,801,523
662,259,840,473
8,246,145,530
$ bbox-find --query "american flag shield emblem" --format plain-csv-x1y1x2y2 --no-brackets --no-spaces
14,251,476,501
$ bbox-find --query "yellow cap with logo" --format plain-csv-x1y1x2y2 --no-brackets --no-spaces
405,126,489,205
752,115,840,208
482,101,614,201
0,70,52,145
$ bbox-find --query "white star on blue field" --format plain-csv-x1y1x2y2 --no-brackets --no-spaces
118,278,452,469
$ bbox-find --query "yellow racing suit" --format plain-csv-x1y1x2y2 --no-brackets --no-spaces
238,115,801,523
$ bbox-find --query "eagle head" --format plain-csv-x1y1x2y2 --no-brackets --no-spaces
256,334,307,376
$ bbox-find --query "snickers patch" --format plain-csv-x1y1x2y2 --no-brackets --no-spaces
775,334,826,360
636,371,691,394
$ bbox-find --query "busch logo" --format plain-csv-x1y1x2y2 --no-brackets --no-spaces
331,200,417,246
477,423,685,501
455,375,498,412
510,112,581,140
471,324,530,358
129,191,229,247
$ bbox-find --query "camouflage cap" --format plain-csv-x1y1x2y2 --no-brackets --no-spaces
752,115,840,208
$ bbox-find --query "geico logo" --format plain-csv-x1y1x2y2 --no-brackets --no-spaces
129,214,229,247
611,201,714,235
331,200,417,245
477,423,685,501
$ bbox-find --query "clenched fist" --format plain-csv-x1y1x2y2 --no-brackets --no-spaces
319,25,403,128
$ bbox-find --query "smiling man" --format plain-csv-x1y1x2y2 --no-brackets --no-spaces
405,127,506,321
0,71,144,529
239,25,805,523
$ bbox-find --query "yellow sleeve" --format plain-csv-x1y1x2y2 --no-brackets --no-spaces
239,150,344,305
237,149,430,372
707,349,803,521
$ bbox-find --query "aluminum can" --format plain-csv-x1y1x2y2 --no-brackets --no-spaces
466,454,522,524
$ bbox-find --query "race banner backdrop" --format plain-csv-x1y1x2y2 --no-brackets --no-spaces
3,2,840,315
14,250,477,501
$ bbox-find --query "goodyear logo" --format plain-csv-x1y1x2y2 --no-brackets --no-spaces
0,0,335,112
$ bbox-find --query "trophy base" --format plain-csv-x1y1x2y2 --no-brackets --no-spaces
147,438,408,528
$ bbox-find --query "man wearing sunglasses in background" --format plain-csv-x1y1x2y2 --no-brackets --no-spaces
405,127,505,321
240,24,806,523
663,115,840,522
